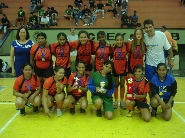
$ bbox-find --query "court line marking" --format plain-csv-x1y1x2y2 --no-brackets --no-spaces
0,111,19,134
174,102,185,104
0,86,8,92
172,108,185,123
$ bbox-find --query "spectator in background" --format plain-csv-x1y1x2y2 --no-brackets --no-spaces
72,5,80,26
1,14,9,33
105,0,114,6
40,13,50,28
81,5,92,26
27,12,38,29
88,0,96,9
38,7,45,23
64,5,73,25
121,12,129,28
161,25,172,46
13,7,26,27
90,7,98,25
49,7,58,26
181,0,184,7
36,0,43,11
0,1,8,14
29,0,38,13
107,3,118,18
96,0,105,18
129,11,138,28
115,0,122,16
74,0,83,9
120,0,128,15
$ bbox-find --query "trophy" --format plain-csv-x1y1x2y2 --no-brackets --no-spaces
99,81,105,93
74,77,79,89
125,76,135,100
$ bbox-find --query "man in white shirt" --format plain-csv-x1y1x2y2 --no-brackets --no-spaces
40,13,50,28
143,19,174,81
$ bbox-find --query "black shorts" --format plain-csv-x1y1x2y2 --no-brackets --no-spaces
34,66,54,78
68,93,87,103
163,99,174,107
112,67,127,77
85,63,92,71
135,100,149,109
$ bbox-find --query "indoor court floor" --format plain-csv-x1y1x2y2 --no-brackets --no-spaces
0,77,185,138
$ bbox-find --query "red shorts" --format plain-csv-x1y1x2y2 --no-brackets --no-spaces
17,17,23,21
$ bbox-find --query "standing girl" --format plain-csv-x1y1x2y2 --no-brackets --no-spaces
128,28,145,75
64,60,89,115
42,66,67,117
70,30,98,76
113,33,129,109
150,63,177,121
13,63,41,116
30,32,53,91
94,31,112,71
88,60,115,120
124,64,151,122
51,32,74,78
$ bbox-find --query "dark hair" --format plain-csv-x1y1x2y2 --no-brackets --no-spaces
54,66,65,72
156,63,167,70
57,32,67,40
37,32,47,39
22,63,33,70
51,7,54,10
130,34,134,38
19,7,23,9
143,19,154,27
78,30,89,38
16,26,30,40
104,60,113,89
76,60,85,68
162,25,167,30
115,33,124,40
97,31,106,39
133,64,143,73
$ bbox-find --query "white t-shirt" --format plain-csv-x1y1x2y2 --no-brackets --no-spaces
67,34,78,56
144,31,171,67
41,16,49,23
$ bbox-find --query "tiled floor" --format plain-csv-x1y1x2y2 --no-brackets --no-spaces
0,78,185,138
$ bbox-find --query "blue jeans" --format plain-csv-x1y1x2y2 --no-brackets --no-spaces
29,4,37,12
91,16,97,24
74,15,79,24
74,1,82,9
82,15,91,24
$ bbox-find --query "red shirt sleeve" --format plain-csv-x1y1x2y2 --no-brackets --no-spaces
70,40,78,49
13,76,22,91
68,73,75,86
43,77,53,90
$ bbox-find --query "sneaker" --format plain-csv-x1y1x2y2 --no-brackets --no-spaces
20,108,25,116
127,110,133,117
113,101,118,109
90,23,93,25
151,108,157,117
87,24,90,26
120,101,126,110
33,106,39,113
96,109,102,117
13,24,16,27
113,17,115,18
76,23,78,26
102,17,104,18
70,107,75,115
79,16,81,19
56,109,62,117
50,106,56,113
80,108,85,113
83,24,87,26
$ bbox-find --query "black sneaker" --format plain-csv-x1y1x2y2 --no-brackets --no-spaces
33,106,39,113
96,109,102,117
151,108,157,117
70,107,75,115
80,108,85,113
20,108,25,116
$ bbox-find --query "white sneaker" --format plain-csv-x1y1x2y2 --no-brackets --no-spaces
76,23,78,26
50,106,56,113
83,24,87,26
102,17,104,18
90,23,93,25
56,109,62,117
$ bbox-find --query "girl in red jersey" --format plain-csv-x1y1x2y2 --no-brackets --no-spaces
70,30,98,76
13,63,41,116
42,66,67,117
30,32,53,92
125,64,151,122
112,33,130,109
51,32,74,78
128,28,145,75
63,60,90,115
93,31,112,71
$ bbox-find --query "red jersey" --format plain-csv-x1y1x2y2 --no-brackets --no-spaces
13,74,40,94
129,44,145,71
30,44,53,69
93,44,112,71
51,42,73,68
43,76,67,96
134,78,149,102
113,43,129,74
68,72,89,96
70,40,98,65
